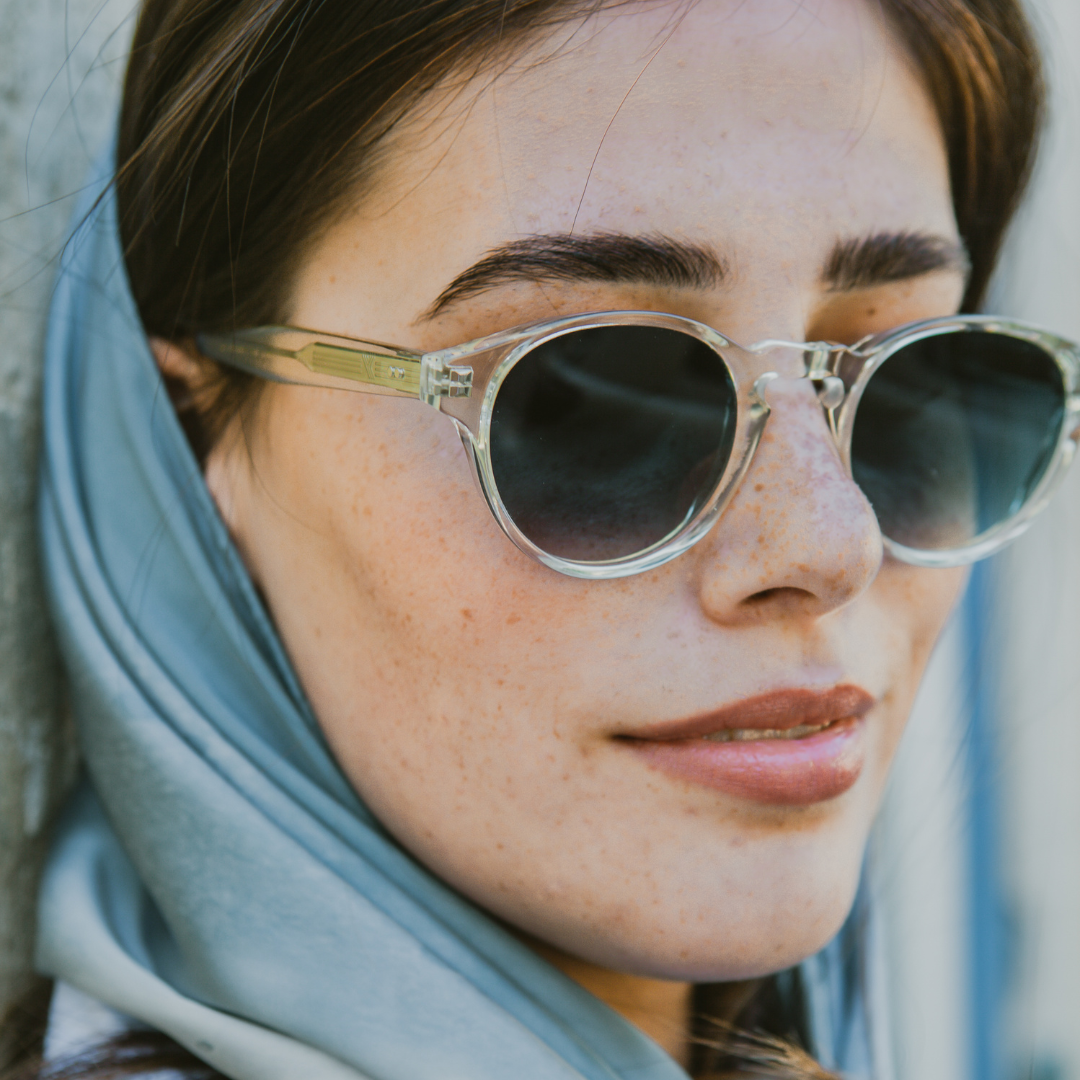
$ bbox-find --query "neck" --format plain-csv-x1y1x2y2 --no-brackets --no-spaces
526,938,695,1066
519,938,764,1070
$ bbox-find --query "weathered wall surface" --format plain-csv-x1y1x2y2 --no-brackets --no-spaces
0,0,133,1058
879,2,1080,1077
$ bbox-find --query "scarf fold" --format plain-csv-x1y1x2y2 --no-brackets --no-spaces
36,151,886,1080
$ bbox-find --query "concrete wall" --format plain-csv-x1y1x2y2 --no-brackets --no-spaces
0,0,134,1059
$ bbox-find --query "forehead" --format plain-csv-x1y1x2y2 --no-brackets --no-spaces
475,0,950,230
329,0,956,317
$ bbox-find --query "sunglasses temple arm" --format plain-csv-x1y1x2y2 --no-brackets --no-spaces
196,328,473,406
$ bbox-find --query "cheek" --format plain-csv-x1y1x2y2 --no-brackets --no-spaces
863,561,967,773
263,387,499,594
240,387,629,755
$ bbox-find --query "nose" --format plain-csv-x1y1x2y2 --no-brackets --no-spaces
695,377,883,626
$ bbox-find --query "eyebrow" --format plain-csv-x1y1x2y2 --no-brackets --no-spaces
423,228,970,319
823,231,970,291
424,233,727,319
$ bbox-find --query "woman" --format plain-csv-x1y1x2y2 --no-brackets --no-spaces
18,0,1069,1077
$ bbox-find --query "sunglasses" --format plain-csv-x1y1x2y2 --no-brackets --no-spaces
197,312,1080,579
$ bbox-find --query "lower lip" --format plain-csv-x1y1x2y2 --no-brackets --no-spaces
625,717,865,805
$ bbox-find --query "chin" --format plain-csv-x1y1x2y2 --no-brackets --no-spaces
592,907,857,984
510,834,868,984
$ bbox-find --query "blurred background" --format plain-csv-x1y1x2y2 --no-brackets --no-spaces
0,1,1077,1077
0,0,137,1064
876,1,1080,1078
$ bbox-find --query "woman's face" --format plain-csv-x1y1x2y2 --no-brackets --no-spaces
208,0,967,981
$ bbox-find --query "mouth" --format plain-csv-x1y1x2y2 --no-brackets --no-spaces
620,685,874,806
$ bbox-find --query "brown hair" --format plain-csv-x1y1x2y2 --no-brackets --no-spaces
118,0,614,456
4,1030,222,1080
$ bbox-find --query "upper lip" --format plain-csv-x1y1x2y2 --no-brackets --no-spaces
625,685,876,742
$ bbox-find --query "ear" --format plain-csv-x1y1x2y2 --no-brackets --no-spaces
150,335,245,531
149,336,205,389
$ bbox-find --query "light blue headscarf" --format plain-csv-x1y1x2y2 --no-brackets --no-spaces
36,150,889,1080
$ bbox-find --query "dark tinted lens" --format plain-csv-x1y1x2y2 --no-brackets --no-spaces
850,330,1064,552
489,325,737,561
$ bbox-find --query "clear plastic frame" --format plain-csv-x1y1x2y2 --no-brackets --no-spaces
197,312,1080,579
832,316,1080,567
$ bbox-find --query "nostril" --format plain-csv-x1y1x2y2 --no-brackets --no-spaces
743,586,814,606
746,588,784,605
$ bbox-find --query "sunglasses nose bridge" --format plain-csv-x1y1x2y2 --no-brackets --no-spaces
748,340,850,414
742,337,848,379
